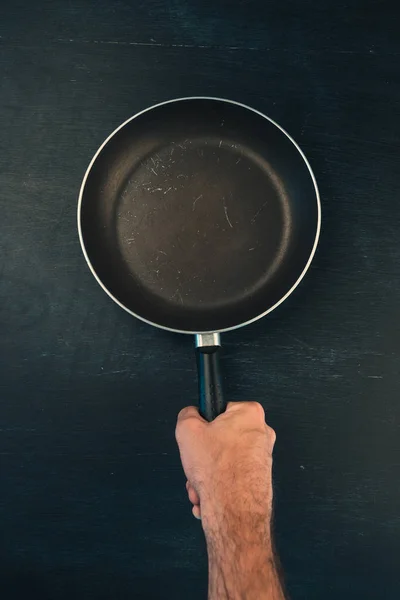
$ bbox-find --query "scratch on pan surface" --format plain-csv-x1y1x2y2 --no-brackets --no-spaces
150,167,157,176
251,200,269,224
164,187,172,194
223,203,233,228
172,289,184,304
192,194,203,210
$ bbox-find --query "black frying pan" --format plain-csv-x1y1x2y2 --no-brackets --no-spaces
78,97,321,421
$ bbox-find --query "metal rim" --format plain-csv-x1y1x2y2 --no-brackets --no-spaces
77,96,322,335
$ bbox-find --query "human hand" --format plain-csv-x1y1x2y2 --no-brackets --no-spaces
176,402,284,599
175,401,276,533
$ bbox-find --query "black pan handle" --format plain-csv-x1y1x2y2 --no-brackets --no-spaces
195,334,226,421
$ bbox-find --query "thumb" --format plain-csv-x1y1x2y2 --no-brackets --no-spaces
175,406,207,446
177,405,206,424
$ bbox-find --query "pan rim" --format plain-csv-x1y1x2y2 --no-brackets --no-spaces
77,96,321,335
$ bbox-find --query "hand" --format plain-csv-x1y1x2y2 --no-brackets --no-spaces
175,401,276,533
175,402,284,600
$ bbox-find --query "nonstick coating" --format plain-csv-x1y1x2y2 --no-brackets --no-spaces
79,98,320,333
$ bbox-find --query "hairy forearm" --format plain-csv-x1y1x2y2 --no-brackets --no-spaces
203,505,286,600
175,402,284,599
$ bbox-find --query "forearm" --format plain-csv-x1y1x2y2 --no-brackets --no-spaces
203,505,286,600
175,402,284,598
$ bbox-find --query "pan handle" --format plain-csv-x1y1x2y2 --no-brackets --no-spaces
195,333,226,421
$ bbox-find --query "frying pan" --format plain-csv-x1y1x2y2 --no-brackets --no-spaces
78,97,321,421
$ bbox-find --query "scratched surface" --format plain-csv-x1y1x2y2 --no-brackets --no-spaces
1,1,400,599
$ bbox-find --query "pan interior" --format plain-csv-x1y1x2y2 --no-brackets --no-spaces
80,99,319,332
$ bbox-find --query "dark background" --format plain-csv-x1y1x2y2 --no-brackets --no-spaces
1,1,400,598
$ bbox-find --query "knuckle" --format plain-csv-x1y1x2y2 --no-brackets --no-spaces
177,406,193,421
246,401,265,418
176,407,203,441
266,424,276,444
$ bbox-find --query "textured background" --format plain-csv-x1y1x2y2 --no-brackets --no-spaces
1,1,400,598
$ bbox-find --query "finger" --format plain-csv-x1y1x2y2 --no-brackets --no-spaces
192,505,202,520
187,482,200,506
225,401,242,411
265,423,277,445
226,401,265,419
177,405,206,424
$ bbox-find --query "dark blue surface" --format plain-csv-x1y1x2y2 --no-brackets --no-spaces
1,1,400,598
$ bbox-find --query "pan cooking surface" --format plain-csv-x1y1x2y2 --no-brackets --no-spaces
115,138,289,307
80,99,319,332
